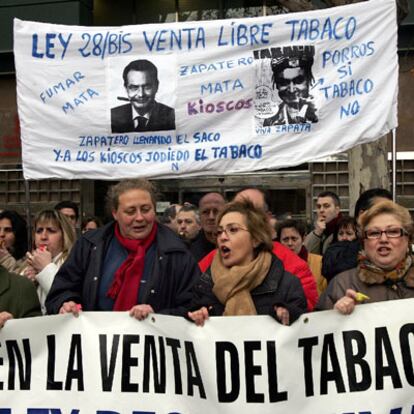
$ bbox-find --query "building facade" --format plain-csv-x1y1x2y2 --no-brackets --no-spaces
1,0,413,220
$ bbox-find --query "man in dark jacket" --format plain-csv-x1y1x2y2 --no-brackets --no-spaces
46,179,200,319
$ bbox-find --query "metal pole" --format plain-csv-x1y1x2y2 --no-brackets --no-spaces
263,0,267,16
175,0,179,22
392,128,397,202
24,179,32,249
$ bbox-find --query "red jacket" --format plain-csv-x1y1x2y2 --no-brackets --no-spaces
198,241,318,311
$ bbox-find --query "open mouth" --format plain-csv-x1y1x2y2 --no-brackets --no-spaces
220,245,231,259
377,246,391,255
132,225,146,232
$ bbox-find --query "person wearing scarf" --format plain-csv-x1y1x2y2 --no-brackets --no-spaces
188,200,307,326
317,200,414,313
46,179,200,319
304,191,342,255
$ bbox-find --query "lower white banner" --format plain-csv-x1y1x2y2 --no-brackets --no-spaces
0,299,414,414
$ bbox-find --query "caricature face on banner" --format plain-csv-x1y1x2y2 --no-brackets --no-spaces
14,0,398,180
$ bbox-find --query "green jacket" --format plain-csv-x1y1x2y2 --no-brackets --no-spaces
0,265,42,318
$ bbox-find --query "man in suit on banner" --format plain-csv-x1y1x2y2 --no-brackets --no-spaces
111,59,175,133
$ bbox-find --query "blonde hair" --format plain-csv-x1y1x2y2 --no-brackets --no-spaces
359,200,413,242
216,200,273,253
34,210,75,259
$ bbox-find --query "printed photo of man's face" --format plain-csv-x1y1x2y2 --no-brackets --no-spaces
274,66,310,108
125,69,159,114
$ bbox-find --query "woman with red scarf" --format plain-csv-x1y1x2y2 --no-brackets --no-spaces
46,179,200,318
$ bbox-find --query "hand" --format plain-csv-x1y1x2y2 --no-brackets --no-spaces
0,311,13,328
314,217,326,236
0,245,10,258
274,306,290,326
334,289,358,315
59,301,82,317
188,306,210,326
23,266,37,283
129,304,154,321
27,248,52,272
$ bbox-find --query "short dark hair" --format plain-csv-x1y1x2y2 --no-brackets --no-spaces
276,219,307,241
123,59,158,86
177,204,200,224
317,191,340,207
0,210,28,260
160,205,179,225
333,216,357,242
354,188,392,218
54,201,79,220
81,216,103,231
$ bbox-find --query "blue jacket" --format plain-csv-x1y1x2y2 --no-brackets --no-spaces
45,222,200,315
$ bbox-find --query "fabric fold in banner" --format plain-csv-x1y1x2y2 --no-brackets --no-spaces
0,299,414,413
13,0,398,180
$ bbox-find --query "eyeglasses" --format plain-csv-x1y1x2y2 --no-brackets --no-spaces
364,227,408,240
216,224,249,238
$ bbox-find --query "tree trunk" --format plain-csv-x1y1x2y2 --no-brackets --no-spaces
347,136,390,216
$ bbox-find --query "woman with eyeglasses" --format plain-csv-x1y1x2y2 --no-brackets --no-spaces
188,200,307,326
317,200,414,313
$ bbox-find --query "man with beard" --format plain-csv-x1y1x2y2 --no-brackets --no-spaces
264,46,318,126
111,59,175,133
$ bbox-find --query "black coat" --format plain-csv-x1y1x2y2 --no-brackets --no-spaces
190,254,307,324
111,102,175,133
322,240,360,282
189,230,216,262
45,222,200,315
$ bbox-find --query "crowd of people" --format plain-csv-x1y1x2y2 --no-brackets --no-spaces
1,180,413,330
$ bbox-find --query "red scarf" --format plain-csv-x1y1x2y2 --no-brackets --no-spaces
298,245,308,262
326,212,343,237
107,222,158,311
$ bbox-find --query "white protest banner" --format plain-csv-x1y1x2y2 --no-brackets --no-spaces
14,0,398,180
1,299,414,413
